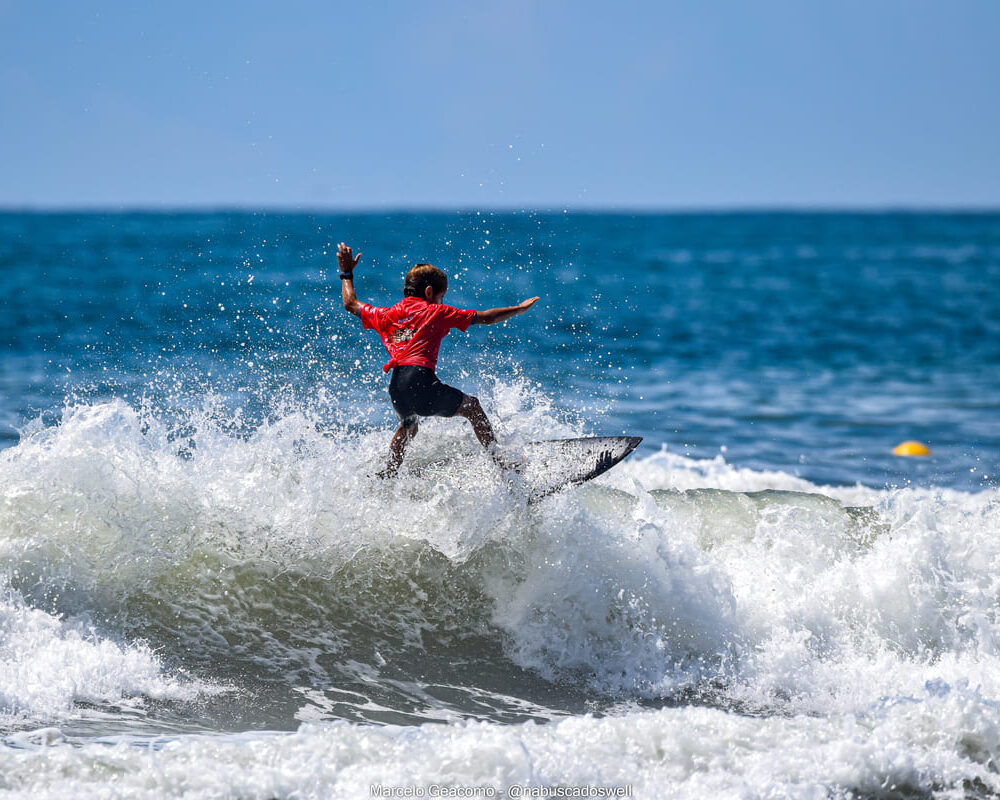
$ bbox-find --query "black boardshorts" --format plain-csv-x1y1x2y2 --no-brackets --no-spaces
388,365,465,428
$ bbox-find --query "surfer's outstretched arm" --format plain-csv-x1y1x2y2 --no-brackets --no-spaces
473,296,540,325
338,242,363,316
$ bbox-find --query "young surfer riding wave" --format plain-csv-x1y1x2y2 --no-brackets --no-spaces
338,242,539,477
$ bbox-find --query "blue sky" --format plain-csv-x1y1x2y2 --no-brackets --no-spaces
1,0,998,209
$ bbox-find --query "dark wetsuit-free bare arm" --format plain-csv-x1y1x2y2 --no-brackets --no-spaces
338,243,363,316
473,296,540,324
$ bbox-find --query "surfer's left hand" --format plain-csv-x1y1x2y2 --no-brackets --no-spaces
517,297,540,312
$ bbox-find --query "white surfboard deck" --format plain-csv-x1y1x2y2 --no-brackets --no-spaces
417,436,643,501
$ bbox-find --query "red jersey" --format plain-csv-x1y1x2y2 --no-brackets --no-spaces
359,296,477,372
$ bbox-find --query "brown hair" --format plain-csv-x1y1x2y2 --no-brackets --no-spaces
403,263,448,298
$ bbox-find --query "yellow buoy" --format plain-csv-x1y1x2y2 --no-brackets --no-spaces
893,441,931,457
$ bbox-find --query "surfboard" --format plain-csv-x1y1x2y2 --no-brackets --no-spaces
419,436,643,501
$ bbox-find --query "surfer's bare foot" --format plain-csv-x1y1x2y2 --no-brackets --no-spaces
490,449,526,474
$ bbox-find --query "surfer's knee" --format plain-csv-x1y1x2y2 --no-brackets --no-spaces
457,394,483,417
392,422,418,445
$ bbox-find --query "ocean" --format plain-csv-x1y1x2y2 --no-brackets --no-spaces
1,211,999,798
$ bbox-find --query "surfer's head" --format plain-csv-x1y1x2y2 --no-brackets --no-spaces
404,264,448,303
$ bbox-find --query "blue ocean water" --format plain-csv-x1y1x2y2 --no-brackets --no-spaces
2,211,998,488
3,211,1000,798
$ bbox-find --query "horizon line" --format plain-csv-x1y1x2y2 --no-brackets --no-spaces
2,202,1000,215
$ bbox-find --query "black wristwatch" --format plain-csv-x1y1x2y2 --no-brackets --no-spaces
339,272,354,280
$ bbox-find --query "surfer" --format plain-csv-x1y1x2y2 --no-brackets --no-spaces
338,243,539,477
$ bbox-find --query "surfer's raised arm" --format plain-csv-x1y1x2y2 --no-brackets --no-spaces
473,296,540,325
338,242,363,316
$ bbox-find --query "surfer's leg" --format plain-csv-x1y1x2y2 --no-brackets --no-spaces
454,395,497,450
455,395,523,473
381,422,418,478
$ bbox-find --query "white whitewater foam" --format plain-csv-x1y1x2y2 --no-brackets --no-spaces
2,682,998,799
0,585,200,724
2,395,1000,797
3,399,999,714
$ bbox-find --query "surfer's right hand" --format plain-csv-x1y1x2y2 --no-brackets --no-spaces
517,297,540,312
337,242,362,273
